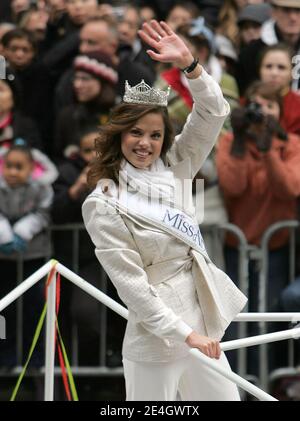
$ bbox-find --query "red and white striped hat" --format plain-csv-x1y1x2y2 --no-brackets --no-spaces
74,52,118,85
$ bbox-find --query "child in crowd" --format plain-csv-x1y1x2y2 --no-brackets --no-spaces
217,81,300,375
0,142,53,367
52,127,125,366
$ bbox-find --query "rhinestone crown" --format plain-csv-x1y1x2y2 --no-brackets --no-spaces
123,80,170,107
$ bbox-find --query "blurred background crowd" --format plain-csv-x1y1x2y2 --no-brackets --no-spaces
1,0,300,401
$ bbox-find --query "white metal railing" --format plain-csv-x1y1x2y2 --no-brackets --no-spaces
259,220,300,390
1,260,300,401
44,267,56,401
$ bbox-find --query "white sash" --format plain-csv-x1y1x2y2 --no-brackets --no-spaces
89,184,211,262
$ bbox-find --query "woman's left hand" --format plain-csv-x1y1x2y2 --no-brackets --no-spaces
138,20,194,70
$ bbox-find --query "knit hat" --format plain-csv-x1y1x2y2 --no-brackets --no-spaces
187,17,217,54
73,51,118,85
238,4,272,27
271,0,300,7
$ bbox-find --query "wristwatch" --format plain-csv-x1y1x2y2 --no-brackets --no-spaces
181,57,199,75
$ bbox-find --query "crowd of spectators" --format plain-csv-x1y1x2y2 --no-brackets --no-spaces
1,0,300,391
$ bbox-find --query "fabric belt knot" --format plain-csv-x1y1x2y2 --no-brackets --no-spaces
144,255,194,286
184,260,193,271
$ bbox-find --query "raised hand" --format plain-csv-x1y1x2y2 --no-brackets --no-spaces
138,20,194,70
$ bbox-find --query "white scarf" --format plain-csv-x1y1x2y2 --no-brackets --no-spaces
119,158,175,205
94,158,208,257
114,159,208,258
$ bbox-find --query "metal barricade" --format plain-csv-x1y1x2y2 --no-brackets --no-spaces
0,223,122,379
1,220,299,397
258,220,299,391
0,252,49,368
203,221,300,391
45,223,115,373
1,261,284,401
201,222,251,382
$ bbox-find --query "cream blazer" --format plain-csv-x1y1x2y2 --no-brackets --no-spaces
82,69,247,362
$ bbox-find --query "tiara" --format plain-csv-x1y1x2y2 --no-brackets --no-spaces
123,80,170,107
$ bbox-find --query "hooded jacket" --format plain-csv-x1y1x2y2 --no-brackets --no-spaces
0,177,53,260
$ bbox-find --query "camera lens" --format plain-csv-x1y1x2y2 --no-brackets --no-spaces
245,102,264,124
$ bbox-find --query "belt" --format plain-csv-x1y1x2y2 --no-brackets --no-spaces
144,255,193,286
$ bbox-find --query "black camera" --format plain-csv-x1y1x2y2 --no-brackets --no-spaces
245,102,264,124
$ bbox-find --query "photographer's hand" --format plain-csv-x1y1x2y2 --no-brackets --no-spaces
256,129,272,153
230,107,249,156
255,116,278,153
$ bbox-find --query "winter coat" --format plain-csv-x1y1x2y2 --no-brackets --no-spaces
0,146,58,186
217,132,300,249
54,103,110,159
1,111,42,150
0,177,53,260
51,156,94,264
82,69,247,362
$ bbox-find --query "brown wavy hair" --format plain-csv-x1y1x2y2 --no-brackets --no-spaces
217,0,240,47
87,103,174,189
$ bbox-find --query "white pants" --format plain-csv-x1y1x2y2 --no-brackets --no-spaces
123,352,240,401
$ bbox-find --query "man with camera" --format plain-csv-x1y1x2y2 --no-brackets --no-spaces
216,80,300,373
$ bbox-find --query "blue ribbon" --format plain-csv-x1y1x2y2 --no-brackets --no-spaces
189,17,217,54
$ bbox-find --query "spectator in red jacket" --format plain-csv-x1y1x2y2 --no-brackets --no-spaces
259,43,300,137
216,81,300,374
217,82,300,250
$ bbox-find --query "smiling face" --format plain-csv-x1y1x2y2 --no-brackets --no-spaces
121,112,165,169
